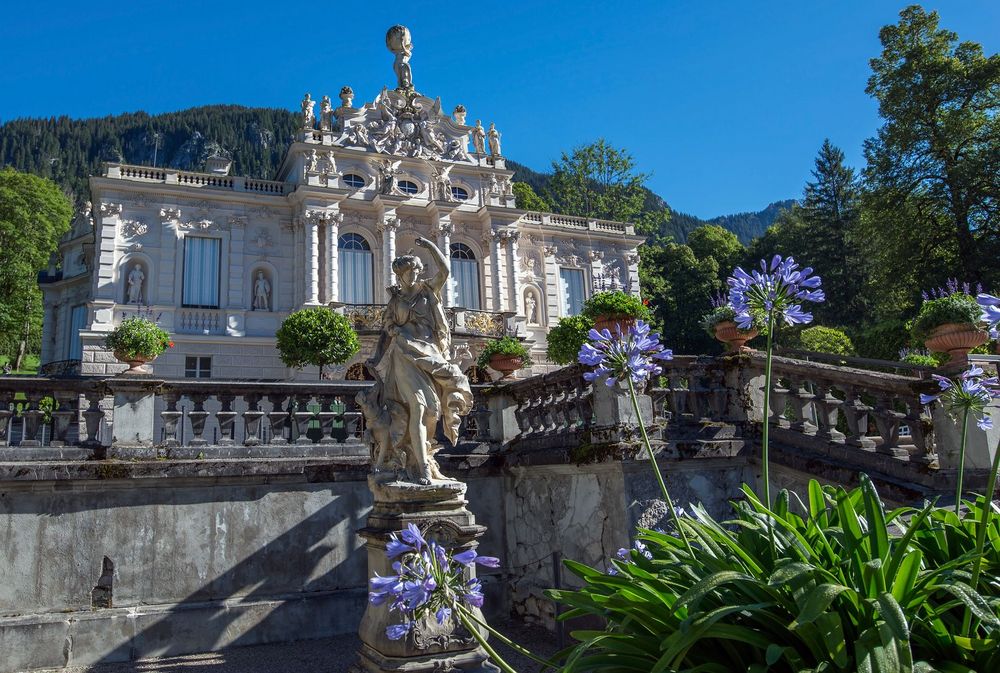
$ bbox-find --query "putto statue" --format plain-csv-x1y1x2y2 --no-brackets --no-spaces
385,25,414,90
358,237,473,484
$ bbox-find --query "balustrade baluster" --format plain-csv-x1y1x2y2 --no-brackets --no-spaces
0,392,14,447
317,395,338,444
904,393,935,464
243,393,264,446
160,392,182,447
267,393,289,444
82,391,105,447
50,392,76,446
768,377,791,428
342,395,363,441
293,395,315,445
813,384,845,443
20,392,44,447
787,378,817,435
187,394,210,446
840,388,874,450
216,394,238,446
551,387,569,432
873,394,908,459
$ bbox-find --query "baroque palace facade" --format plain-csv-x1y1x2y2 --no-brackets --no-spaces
40,27,644,381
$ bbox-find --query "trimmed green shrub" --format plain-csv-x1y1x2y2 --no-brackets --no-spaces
582,291,652,321
546,315,593,365
103,317,172,360
476,336,532,369
912,293,983,342
902,353,940,367
798,325,855,356
275,307,359,378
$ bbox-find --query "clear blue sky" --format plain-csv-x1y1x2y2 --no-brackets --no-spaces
0,1,997,218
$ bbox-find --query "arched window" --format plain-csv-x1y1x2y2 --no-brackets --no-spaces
342,173,366,189
451,186,469,201
397,180,419,195
450,243,481,310
339,233,374,304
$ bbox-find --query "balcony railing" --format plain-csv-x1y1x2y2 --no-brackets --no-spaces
339,304,508,338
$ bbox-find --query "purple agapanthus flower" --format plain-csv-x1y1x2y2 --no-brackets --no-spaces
578,320,673,387
727,255,824,331
920,366,999,432
369,526,498,641
978,294,1000,338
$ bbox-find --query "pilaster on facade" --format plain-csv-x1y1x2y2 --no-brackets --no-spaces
434,214,454,306
505,228,522,315
378,211,400,291
488,228,505,312
94,201,122,302
542,243,560,325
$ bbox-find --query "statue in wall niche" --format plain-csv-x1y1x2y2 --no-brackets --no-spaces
487,122,502,157
319,95,332,131
525,293,538,325
471,120,486,155
358,236,473,485
301,93,315,129
126,264,144,304
253,271,271,311
385,25,414,90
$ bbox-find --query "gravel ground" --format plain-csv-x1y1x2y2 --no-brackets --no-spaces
33,621,562,673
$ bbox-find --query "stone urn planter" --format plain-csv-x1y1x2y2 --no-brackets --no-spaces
488,354,523,379
592,314,636,335
924,323,988,364
713,320,759,353
113,351,155,375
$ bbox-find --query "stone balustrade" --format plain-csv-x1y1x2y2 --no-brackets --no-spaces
503,365,594,450
105,163,293,195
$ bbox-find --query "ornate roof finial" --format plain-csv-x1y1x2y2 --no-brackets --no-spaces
385,25,414,91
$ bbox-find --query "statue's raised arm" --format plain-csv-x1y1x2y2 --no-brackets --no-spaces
413,236,448,294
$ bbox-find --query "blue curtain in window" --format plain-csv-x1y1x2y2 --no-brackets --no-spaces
452,258,481,309
340,249,374,304
67,305,86,360
183,237,221,307
560,268,586,316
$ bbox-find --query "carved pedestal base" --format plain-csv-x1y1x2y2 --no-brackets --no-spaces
353,474,499,673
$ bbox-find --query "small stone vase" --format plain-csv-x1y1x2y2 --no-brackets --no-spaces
592,314,636,335
924,323,988,364
713,320,759,353
488,354,523,379
113,351,155,375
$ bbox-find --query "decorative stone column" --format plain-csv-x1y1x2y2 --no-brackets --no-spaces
505,229,522,315
436,217,454,307
380,213,400,291
304,211,321,305
326,211,343,304
625,252,641,296
488,229,505,312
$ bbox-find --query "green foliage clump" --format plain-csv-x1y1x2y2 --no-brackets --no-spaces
641,242,721,354
275,307,359,377
546,315,593,365
911,294,983,342
582,291,652,321
853,319,911,361
902,353,940,367
700,305,737,336
476,336,532,369
550,476,1000,672
103,317,171,360
797,326,856,356
687,224,745,283
511,181,550,211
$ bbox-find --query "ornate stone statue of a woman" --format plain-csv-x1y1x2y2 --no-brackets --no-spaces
359,236,472,484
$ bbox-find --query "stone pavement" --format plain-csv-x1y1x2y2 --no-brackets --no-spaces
32,621,561,673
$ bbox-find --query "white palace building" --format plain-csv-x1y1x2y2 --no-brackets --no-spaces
40,26,645,381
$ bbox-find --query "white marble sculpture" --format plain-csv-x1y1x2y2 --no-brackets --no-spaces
306,149,319,173
358,237,473,485
453,105,467,125
253,271,271,311
301,93,315,129
488,123,502,157
126,264,144,304
339,86,354,108
320,95,332,131
525,293,538,324
386,25,414,90
471,120,486,155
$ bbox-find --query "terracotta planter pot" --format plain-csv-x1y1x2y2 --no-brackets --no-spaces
592,314,636,335
113,350,155,375
713,320,759,353
488,354,523,379
924,322,988,364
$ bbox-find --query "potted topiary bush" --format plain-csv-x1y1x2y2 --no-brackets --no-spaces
477,336,532,379
582,291,652,334
276,307,360,379
701,304,759,353
546,314,594,365
104,317,173,374
912,283,988,364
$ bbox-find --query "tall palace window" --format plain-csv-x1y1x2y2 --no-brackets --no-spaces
339,233,374,304
450,243,481,310
559,268,586,316
67,304,87,360
182,236,221,308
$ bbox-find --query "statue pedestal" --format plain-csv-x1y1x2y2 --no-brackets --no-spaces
353,475,499,673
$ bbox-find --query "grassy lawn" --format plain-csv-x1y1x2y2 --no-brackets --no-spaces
0,354,40,375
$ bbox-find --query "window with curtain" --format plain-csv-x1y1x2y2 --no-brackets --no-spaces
339,233,374,304
450,243,481,310
182,236,221,308
559,268,586,316
67,305,87,360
